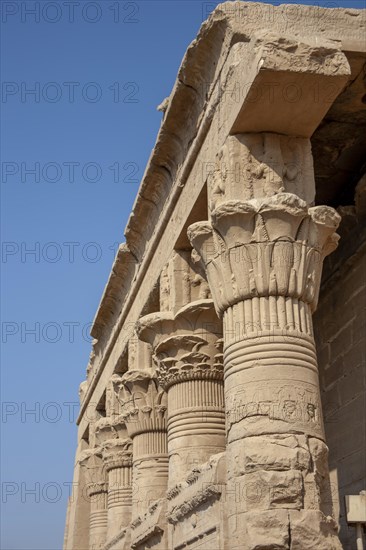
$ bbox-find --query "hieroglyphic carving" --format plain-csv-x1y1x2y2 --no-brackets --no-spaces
105,374,124,418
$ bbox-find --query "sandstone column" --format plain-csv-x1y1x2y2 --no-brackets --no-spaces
80,449,108,550
92,376,133,543
137,299,226,486
120,370,168,520
188,134,342,549
102,437,132,542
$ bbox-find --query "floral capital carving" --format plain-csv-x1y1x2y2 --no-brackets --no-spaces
119,370,167,438
188,193,340,315
137,300,223,390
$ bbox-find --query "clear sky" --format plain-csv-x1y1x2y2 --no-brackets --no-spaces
1,0,365,548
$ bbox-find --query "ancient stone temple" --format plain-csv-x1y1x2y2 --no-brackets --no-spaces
64,3,366,549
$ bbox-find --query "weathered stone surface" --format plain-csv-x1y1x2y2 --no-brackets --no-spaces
289,510,342,550
230,434,311,474
242,469,304,510
237,509,290,550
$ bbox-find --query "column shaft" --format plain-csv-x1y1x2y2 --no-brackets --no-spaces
87,484,108,550
167,379,225,485
132,430,169,518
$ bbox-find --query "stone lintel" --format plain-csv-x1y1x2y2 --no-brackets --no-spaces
230,33,351,137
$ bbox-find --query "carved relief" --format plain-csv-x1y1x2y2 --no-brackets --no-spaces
106,374,124,418
208,134,316,209
159,251,211,314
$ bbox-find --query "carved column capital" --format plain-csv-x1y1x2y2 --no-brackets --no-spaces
94,414,129,446
119,370,167,438
79,448,107,498
102,438,132,472
137,299,223,390
188,193,340,316
101,438,133,542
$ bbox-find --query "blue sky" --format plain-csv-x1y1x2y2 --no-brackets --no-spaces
1,0,365,548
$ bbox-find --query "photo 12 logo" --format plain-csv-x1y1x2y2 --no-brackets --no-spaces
1,161,140,184
1,2,140,24
1,81,139,104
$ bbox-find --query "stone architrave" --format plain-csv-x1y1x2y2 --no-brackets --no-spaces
189,178,342,547
137,299,226,486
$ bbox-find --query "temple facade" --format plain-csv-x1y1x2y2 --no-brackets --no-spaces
64,3,366,549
